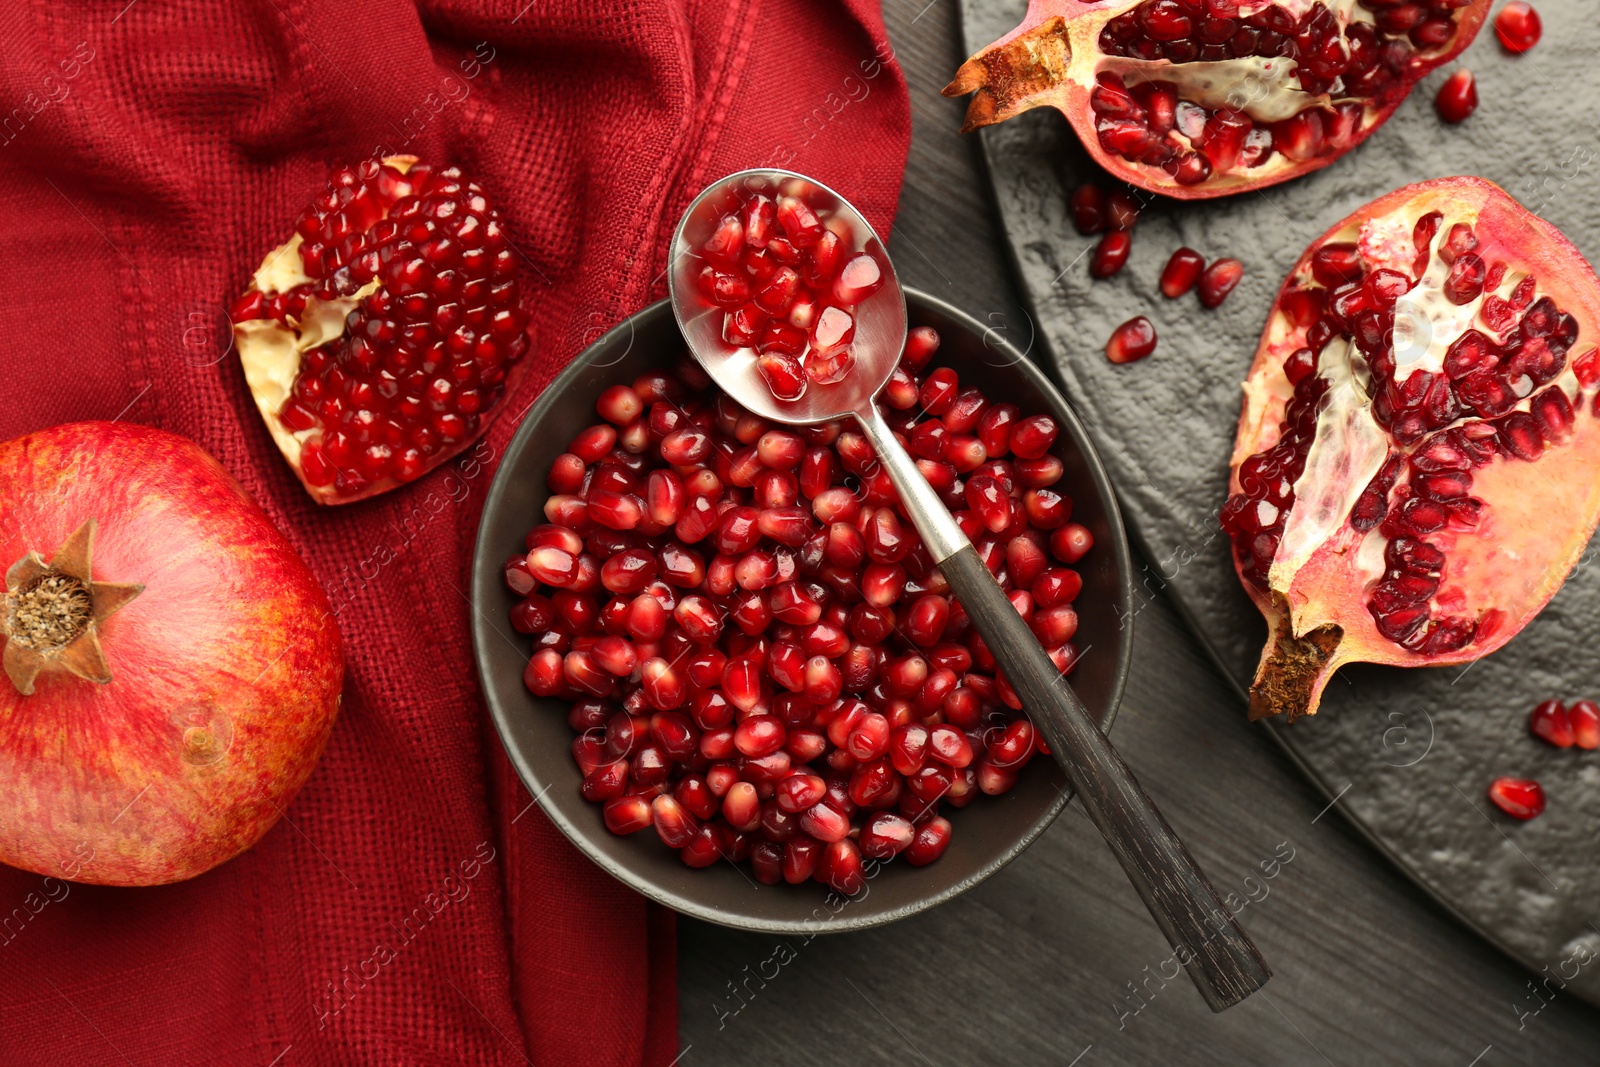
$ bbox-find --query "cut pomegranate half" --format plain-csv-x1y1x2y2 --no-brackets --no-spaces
1223,177,1600,720
233,156,532,504
944,0,1487,199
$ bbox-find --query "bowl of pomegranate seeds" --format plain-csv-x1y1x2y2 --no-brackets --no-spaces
471,292,1133,931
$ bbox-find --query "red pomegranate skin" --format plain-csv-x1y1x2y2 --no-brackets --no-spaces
0,422,344,885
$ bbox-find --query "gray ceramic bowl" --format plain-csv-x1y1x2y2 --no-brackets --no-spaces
471,290,1134,933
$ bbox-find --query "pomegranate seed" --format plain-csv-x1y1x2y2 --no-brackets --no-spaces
1105,316,1157,364
1091,231,1131,278
832,253,884,305
896,330,938,377
1434,70,1477,124
1198,258,1244,308
1069,185,1106,234
1010,415,1058,460
1528,699,1573,748
820,838,866,893
1487,777,1545,820
904,816,952,865
1569,700,1600,749
1106,191,1140,231
604,795,653,835
651,794,699,848
596,385,644,426
1160,247,1205,298
1494,1,1540,53
859,812,915,859
798,801,851,843
1051,523,1094,563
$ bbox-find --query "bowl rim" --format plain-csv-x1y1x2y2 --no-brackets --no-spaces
471,288,1136,933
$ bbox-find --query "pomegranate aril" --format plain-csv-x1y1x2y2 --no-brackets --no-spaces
904,816,952,865
1091,231,1132,278
1160,247,1205,298
833,253,884,305
1528,699,1573,748
1570,700,1600,750
1198,258,1244,308
1487,776,1545,820
603,795,653,835
1070,185,1106,234
1434,69,1477,123
859,812,915,859
1493,1,1539,53
1106,316,1157,363
757,353,807,401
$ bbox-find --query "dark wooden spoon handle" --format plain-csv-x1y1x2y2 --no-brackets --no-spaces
939,545,1272,1011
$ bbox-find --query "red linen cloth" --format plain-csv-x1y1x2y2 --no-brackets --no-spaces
0,1,908,1062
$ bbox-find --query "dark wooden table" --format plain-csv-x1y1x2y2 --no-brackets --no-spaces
677,3,1600,1062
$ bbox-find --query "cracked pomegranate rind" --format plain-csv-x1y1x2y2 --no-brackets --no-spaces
1222,177,1600,720
233,155,532,504
943,0,1486,199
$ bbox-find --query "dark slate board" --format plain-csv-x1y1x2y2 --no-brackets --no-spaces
960,0,1600,1005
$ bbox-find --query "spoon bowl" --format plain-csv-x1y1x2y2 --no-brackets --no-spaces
667,169,905,424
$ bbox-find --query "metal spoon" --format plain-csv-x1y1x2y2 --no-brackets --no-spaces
668,169,1271,1012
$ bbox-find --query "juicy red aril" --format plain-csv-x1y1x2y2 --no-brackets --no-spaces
1435,69,1478,124
1106,316,1157,364
904,816,952,865
1487,776,1545,820
1160,247,1205,298
1198,258,1244,308
1494,1,1539,53
1570,700,1600,749
1527,699,1573,748
517,332,1091,884
1091,231,1132,279
1071,185,1106,234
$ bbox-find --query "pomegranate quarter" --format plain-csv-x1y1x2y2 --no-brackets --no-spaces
945,0,1486,198
1223,178,1600,720
233,156,532,504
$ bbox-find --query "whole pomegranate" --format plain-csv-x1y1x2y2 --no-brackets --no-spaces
233,155,532,504
0,423,344,885
945,0,1486,197
1221,178,1600,720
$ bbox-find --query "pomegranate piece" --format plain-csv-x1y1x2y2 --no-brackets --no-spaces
0,425,343,885
1487,776,1545,820
234,155,531,504
1106,316,1157,364
945,0,1487,198
1527,699,1573,748
1434,69,1478,124
1160,247,1204,298
1494,1,1540,53
511,328,1094,882
1223,177,1600,720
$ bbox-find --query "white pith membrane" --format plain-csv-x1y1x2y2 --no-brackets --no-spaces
236,239,380,474
1225,182,1600,718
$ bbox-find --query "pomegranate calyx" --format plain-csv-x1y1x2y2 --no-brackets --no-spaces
1248,603,1341,722
2,519,143,695
944,16,1072,134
